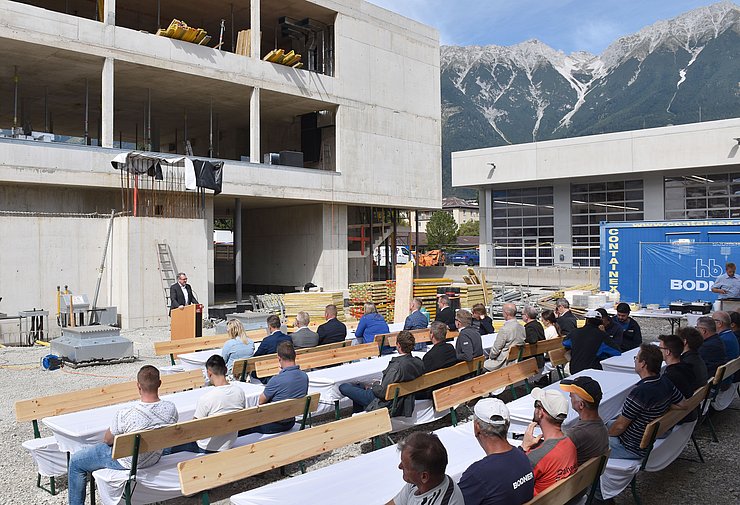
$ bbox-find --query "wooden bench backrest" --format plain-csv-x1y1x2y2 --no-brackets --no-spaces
518,337,565,359
15,370,203,422
232,340,348,379
373,328,431,348
640,381,711,449
112,393,320,459
154,335,231,356
548,348,568,367
178,409,392,496
433,358,539,411
254,343,379,378
523,454,607,505
713,355,740,385
383,356,485,401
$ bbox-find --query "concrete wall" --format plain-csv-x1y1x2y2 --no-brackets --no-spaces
452,118,740,189
0,215,207,332
243,203,348,291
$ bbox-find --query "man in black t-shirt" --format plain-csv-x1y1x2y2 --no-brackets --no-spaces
658,334,699,423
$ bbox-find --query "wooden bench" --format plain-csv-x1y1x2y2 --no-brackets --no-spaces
252,342,380,379
231,340,349,381
433,358,540,425
509,336,565,362
546,347,569,381
524,453,608,505
154,335,231,365
15,370,204,495
373,328,431,350
176,409,392,503
603,382,711,504
97,394,320,505
381,356,485,433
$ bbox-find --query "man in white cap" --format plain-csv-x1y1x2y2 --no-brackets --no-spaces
458,398,534,505
521,388,578,495
563,310,620,374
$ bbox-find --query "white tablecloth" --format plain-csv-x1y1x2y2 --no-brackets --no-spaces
230,421,491,505
600,347,640,374
505,369,640,434
42,381,265,453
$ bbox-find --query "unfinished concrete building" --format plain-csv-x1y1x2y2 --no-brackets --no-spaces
0,0,441,331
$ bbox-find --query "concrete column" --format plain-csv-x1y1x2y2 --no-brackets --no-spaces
250,0,260,59
316,204,348,291
234,198,242,302
479,188,494,267
101,58,114,148
553,182,572,265
643,173,665,220
103,0,116,25
250,88,260,163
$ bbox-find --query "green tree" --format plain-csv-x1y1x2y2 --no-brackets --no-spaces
458,220,480,236
427,211,458,249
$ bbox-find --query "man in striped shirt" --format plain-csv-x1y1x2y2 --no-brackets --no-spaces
606,344,685,459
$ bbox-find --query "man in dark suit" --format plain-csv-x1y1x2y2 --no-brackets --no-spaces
254,314,292,357
418,321,460,400
170,272,198,312
317,304,347,345
435,294,457,332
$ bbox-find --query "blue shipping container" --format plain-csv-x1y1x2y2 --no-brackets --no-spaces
600,219,740,306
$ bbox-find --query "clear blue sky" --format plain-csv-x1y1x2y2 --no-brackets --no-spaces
366,0,732,54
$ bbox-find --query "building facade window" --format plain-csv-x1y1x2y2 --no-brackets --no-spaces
665,173,740,220
571,180,644,267
491,187,554,267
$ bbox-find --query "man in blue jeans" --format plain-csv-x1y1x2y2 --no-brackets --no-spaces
67,366,178,505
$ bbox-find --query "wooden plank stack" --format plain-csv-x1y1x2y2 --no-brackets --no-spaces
156,19,211,45
235,30,251,56
262,49,303,68
348,281,395,322
456,284,490,308
413,278,453,319
284,292,345,322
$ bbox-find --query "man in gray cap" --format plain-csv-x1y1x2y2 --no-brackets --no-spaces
458,398,534,505
560,376,609,466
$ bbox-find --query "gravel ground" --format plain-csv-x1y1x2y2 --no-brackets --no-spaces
1,317,737,504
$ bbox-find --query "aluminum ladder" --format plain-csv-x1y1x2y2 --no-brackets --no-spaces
157,243,178,311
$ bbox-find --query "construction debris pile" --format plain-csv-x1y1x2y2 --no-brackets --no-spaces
348,281,395,322
156,19,211,45
284,291,345,322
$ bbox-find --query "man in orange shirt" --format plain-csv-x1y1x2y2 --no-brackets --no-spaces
520,388,578,495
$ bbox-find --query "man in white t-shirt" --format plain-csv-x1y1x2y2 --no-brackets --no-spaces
68,366,178,505
386,432,464,505
172,354,246,453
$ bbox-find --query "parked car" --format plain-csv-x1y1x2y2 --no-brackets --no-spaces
448,249,479,266
373,245,414,267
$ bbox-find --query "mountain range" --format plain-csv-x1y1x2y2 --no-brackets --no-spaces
441,1,740,197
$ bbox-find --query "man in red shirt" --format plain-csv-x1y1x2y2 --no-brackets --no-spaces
521,388,578,495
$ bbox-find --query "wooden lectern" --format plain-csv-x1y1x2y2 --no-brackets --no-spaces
170,304,203,340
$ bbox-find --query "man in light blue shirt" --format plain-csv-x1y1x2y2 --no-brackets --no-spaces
712,262,740,299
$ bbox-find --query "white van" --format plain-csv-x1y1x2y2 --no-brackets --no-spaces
373,245,414,267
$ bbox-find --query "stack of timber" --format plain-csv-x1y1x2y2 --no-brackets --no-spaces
455,284,490,308
284,291,345,322
262,49,303,68
413,278,452,319
156,19,211,45
348,281,395,322
235,30,252,56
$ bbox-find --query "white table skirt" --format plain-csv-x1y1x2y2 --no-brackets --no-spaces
600,347,641,374
42,381,264,454
506,369,640,434
230,421,491,505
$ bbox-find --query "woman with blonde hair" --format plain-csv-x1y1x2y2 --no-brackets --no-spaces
222,319,255,375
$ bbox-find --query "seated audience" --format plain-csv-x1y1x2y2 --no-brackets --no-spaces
695,316,728,379
404,298,429,330
563,310,620,374
678,326,709,386
172,355,246,453
355,302,390,344
540,309,561,340
658,334,699,423
221,319,255,376
435,294,457,332
418,322,460,400
67,366,178,505
253,314,292,357
317,304,348,345
612,303,642,351
560,376,609,466
241,341,308,434
455,309,484,363
471,303,495,335
291,311,319,349
522,305,546,368
713,311,740,382
386,432,464,505
555,298,578,336
338,331,424,417
520,389,578,495
729,311,740,341
607,344,685,459
458,398,535,505
484,303,525,371
596,307,624,350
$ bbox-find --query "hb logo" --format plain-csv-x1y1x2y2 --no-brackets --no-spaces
695,259,722,278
